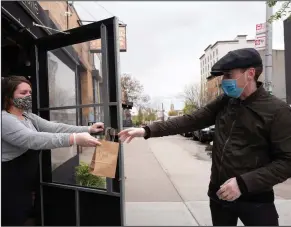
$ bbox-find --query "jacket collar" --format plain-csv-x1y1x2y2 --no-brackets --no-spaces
241,81,267,105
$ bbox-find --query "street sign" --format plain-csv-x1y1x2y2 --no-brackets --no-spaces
255,23,266,50
255,35,266,50
256,23,266,35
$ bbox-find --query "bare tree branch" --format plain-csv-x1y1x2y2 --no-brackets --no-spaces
121,73,150,109
183,83,202,109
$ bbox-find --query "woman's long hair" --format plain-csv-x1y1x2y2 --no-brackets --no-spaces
1,76,32,111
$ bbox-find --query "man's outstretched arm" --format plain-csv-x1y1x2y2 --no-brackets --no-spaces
143,95,228,139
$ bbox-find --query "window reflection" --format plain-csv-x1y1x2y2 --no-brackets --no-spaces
50,108,106,189
46,43,106,189
47,51,76,107
50,109,77,173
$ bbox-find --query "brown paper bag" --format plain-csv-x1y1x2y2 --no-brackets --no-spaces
89,128,119,178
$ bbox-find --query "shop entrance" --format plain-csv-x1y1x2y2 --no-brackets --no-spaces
2,15,124,226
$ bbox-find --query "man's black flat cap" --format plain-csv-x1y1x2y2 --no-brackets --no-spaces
210,48,263,76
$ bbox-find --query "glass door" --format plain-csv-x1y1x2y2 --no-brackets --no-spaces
34,17,124,226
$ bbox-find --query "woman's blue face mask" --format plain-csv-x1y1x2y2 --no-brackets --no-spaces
221,72,248,98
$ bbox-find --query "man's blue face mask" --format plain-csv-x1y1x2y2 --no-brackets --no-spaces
221,72,248,98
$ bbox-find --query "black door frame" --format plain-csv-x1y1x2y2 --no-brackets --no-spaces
284,18,291,104
34,17,125,226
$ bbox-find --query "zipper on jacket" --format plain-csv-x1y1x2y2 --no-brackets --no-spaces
218,119,236,183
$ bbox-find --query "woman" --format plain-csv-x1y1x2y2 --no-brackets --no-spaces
1,76,104,226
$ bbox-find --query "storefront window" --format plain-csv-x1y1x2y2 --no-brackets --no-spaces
50,109,77,172
47,51,76,107
45,42,106,190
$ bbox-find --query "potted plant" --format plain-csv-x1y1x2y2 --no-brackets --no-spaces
75,162,106,189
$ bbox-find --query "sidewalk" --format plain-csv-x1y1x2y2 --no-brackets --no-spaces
124,136,291,226
124,137,198,226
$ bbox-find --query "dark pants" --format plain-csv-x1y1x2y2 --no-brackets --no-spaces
1,150,40,226
210,198,279,226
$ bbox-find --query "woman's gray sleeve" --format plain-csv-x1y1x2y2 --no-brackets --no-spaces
2,115,71,150
31,113,90,133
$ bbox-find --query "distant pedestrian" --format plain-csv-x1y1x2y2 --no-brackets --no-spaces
118,48,291,226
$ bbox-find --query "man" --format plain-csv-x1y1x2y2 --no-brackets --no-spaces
118,48,291,226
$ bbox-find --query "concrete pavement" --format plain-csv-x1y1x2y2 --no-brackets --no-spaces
124,135,291,226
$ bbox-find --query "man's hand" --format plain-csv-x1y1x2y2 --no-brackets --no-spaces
216,177,242,201
118,127,146,143
89,122,104,134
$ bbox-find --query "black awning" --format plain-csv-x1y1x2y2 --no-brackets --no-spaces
1,1,84,69
1,1,48,39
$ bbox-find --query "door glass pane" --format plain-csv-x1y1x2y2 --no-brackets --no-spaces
49,107,107,190
78,104,104,127
77,107,107,190
50,109,78,185
48,50,76,107
45,40,107,189
47,41,103,108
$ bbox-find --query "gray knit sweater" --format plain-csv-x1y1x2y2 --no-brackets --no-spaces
1,111,90,162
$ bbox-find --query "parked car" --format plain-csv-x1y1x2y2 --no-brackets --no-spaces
181,131,193,137
177,115,193,137
193,125,214,143
209,125,215,139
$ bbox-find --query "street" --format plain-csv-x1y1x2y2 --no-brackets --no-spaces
124,135,291,226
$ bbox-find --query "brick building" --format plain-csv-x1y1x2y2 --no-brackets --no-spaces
39,1,103,125
2,1,124,225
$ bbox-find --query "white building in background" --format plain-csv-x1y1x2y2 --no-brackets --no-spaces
258,49,286,102
198,34,286,103
199,35,255,102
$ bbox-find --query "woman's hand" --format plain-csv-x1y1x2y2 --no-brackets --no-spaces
89,122,104,134
118,128,146,143
72,132,102,147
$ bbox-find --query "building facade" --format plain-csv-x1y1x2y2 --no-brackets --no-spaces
37,2,105,172
2,2,124,225
39,2,103,125
258,50,286,102
199,35,255,103
199,35,287,103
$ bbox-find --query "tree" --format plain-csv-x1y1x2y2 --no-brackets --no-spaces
121,74,150,110
267,1,291,23
137,108,144,124
168,110,178,116
181,83,202,109
182,101,197,115
180,82,215,115
144,108,157,121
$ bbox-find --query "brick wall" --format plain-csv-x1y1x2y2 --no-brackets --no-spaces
39,1,96,121
206,77,222,102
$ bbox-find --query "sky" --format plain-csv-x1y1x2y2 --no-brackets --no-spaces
73,1,287,111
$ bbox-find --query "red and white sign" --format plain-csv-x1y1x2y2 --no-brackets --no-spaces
255,23,266,50
256,23,266,35
255,35,266,50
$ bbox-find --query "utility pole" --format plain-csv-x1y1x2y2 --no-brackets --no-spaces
161,103,164,122
265,2,273,94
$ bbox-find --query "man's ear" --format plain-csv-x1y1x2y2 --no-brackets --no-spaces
247,68,256,81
